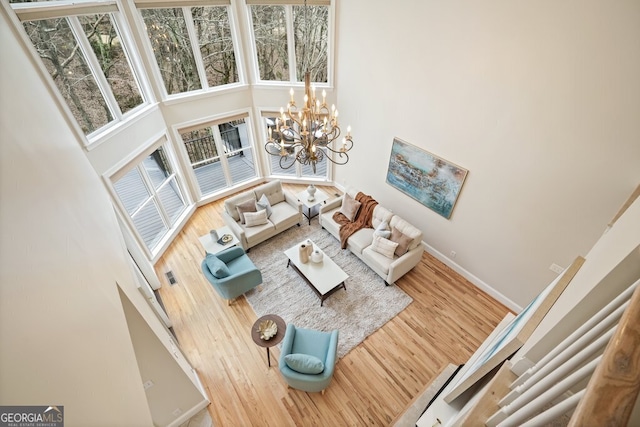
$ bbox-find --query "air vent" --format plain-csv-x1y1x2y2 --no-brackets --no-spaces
166,271,177,286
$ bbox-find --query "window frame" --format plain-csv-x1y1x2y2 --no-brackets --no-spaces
246,0,334,89
106,132,192,260
10,0,152,144
172,109,262,202
135,1,246,100
259,109,332,182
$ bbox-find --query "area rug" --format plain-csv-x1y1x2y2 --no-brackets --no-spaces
245,225,413,359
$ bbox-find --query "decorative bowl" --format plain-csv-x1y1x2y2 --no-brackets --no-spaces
221,234,233,243
257,319,278,340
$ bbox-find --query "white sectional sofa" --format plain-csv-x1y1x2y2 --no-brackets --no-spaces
223,180,302,250
319,189,424,285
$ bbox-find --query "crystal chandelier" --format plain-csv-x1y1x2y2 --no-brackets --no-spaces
264,2,353,174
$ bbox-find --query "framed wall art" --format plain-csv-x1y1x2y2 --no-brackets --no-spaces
386,138,468,219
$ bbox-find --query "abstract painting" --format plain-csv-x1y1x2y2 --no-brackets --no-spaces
386,138,468,219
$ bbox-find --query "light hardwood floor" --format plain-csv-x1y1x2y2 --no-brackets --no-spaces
154,183,511,426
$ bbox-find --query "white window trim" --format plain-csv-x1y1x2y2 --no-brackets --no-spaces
10,0,152,145
104,131,193,260
170,108,261,201
245,1,335,88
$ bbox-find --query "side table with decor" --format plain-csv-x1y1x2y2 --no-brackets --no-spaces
251,314,286,367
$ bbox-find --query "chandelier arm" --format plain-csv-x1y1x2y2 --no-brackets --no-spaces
324,151,349,166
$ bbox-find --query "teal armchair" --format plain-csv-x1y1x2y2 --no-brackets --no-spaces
279,324,339,394
201,247,262,305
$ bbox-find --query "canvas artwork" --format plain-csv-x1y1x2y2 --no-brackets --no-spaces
386,138,468,219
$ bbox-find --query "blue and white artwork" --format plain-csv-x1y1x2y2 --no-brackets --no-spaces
386,138,468,219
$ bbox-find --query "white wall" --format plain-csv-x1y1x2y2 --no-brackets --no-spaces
0,8,153,425
514,194,640,366
0,6,206,426
334,0,640,308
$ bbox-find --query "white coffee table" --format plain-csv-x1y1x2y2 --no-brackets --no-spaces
296,188,330,225
284,239,348,306
198,225,239,255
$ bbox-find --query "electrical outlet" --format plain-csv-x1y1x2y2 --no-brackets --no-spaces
143,380,154,390
549,263,564,274
450,251,456,259
172,408,182,417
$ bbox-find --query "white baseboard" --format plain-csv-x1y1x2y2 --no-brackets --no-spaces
422,242,522,313
167,369,211,427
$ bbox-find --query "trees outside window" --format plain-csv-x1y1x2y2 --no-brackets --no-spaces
250,4,328,83
22,13,144,136
140,6,239,96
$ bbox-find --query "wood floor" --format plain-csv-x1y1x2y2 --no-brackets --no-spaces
153,183,511,426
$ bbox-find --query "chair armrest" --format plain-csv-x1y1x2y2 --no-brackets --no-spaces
284,191,303,213
216,246,245,263
319,196,343,215
280,324,297,362
322,330,339,377
387,244,424,284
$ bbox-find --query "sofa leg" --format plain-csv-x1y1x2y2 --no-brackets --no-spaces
321,389,325,395
227,299,232,306
384,281,391,286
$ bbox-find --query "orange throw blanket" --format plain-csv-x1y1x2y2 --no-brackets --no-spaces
332,192,378,249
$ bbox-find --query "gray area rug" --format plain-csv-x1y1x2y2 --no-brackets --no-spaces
245,225,413,359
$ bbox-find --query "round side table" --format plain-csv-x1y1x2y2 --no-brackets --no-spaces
251,314,286,367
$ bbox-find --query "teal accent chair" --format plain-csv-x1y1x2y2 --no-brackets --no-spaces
279,324,339,394
201,247,262,305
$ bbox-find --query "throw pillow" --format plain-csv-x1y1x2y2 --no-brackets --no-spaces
390,227,413,257
339,192,361,222
284,353,325,374
255,193,273,218
205,254,230,279
236,198,257,224
373,221,391,238
370,235,399,259
244,209,269,227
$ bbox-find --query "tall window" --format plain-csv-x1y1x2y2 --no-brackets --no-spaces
112,146,188,253
249,2,329,83
139,5,239,96
179,115,257,197
15,3,145,137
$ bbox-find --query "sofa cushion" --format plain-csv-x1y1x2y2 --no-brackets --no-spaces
255,193,273,218
362,246,392,276
284,353,325,374
236,198,257,224
347,228,374,256
340,192,361,221
242,220,275,246
389,215,423,252
371,205,394,230
269,201,300,232
254,180,285,206
244,209,269,227
390,227,412,256
371,235,398,259
205,254,230,279
225,192,257,222
373,220,391,238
